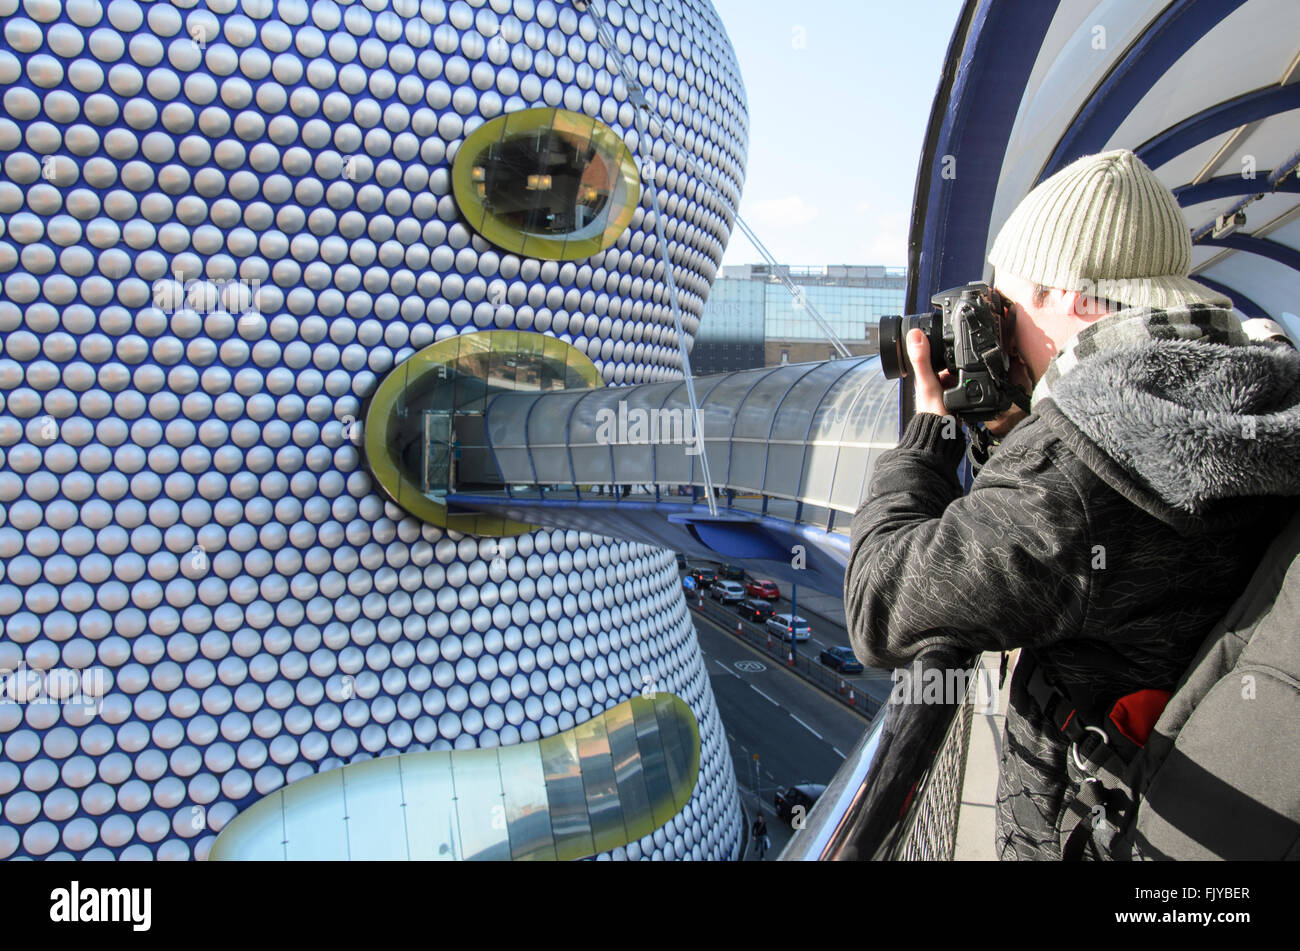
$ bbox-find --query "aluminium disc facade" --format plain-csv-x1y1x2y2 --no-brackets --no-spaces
0,0,749,860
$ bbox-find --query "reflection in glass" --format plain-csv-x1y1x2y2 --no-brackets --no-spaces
453,108,641,261
209,695,700,862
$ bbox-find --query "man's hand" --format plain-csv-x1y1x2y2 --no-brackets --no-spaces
983,352,1034,438
905,329,956,417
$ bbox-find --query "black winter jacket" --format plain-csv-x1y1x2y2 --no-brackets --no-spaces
845,320,1300,860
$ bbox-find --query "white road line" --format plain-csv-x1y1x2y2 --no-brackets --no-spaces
750,685,779,706
789,714,823,740
833,747,846,759
714,659,739,677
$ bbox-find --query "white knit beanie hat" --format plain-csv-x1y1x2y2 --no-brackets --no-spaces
989,149,1231,310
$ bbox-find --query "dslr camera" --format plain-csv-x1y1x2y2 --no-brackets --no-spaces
878,281,1028,423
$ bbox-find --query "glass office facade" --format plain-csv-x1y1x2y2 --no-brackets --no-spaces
692,266,907,374
687,277,767,374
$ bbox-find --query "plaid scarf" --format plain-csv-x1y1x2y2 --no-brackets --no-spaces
1032,303,1250,407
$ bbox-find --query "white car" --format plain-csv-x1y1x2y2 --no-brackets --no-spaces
709,580,745,604
766,614,811,642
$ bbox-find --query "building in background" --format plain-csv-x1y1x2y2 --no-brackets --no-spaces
690,265,907,374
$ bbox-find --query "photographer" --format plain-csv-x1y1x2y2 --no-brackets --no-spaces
845,150,1300,859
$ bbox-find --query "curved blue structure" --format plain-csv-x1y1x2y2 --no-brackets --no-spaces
908,0,1300,340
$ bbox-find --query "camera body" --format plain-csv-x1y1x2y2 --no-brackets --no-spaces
879,281,1019,423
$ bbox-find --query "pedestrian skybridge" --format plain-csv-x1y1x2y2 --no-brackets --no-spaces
362,332,898,596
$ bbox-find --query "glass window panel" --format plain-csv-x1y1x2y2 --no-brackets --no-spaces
801,442,840,507
733,364,813,439
653,693,698,813
769,362,852,441
451,749,511,861
281,768,350,860
611,440,652,483
207,793,285,860
799,503,835,531
497,742,556,861
574,715,627,855
630,696,676,829
726,443,767,494
490,448,534,484
399,752,463,861
540,728,596,861
489,330,519,391
343,756,417,860
527,392,583,483
570,445,612,483
604,700,655,844
830,445,870,511
453,334,492,414
764,445,806,499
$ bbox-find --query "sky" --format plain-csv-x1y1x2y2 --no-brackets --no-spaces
711,0,967,269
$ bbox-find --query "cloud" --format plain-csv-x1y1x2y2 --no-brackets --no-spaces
747,194,819,228
853,210,910,266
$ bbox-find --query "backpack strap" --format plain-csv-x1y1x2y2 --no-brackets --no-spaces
1018,652,1170,859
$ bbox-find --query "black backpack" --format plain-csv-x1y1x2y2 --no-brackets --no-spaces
1028,507,1300,860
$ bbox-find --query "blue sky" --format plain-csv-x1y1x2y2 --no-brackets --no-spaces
711,0,967,268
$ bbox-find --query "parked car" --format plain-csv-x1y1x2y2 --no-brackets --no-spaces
775,783,827,827
685,565,717,588
765,613,811,642
819,645,864,674
736,597,776,624
745,578,780,600
718,564,746,581
709,580,745,604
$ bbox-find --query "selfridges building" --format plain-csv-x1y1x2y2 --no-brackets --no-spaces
0,0,750,860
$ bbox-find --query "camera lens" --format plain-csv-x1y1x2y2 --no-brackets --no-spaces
879,315,907,379
878,313,939,380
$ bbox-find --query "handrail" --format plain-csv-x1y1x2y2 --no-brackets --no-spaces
779,648,977,861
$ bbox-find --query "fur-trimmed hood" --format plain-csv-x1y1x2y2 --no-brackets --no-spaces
1043,306,1300,517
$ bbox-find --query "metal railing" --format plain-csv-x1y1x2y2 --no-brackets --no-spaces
778,648,977,861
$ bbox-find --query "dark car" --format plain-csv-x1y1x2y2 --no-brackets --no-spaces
775,783,827,827
718,564,746,581
737,597,776,624
745,579,780,600
686,565,717,588
819,645,864,674
675,553,687,569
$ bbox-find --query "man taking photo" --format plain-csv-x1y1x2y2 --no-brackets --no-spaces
845,149,1300,859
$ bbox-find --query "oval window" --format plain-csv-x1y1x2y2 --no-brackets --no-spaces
452,108,641,261
362,330,603,536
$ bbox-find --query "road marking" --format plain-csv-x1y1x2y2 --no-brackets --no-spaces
750,685,779,706
790,714,823,740
734,660,766,673
713,659,741,678
833,747,846,759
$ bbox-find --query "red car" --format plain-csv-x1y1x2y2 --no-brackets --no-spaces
745,579,780,600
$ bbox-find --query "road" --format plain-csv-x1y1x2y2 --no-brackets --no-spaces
692,607,869,860
690,570,897,710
